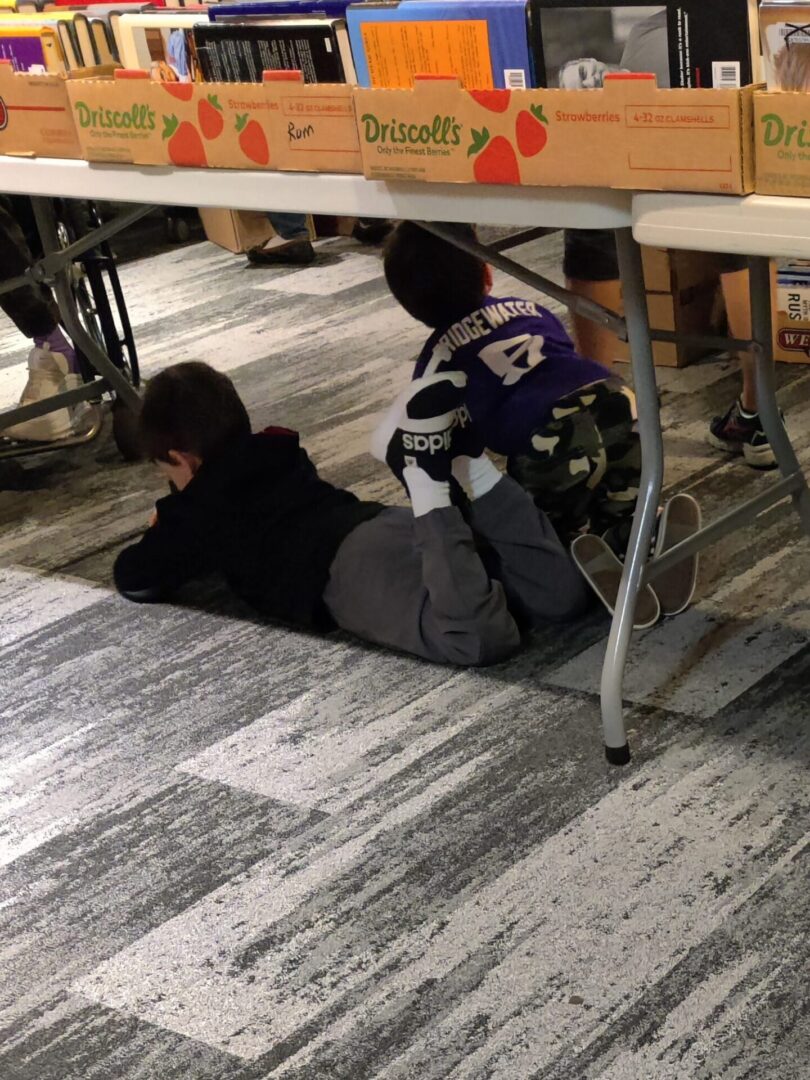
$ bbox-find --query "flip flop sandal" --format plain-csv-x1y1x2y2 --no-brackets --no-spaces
571,533,660,631
651,493,701,617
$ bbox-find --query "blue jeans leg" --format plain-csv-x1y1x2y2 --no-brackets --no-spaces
266,212,309,241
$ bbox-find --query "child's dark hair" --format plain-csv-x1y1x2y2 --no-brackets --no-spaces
383,222,486,328
138,361,251,463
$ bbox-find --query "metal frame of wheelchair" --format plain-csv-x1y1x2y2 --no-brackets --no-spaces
0,197,148,461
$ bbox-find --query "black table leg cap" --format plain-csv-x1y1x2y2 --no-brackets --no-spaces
605,743,631,766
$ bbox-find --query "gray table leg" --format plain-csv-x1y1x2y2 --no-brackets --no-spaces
748,257,810,536
599,228,664,765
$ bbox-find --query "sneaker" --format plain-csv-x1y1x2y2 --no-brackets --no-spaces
708,399,777,469
246,236,316,266
352,218,394,245
2,346,76,443
452,402,486,460
571,533,660,630
370,372,467,484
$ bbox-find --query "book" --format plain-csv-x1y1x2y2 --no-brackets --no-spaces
346,0,536,90
115,10,207,70
57,17,79,65
90,16,117,62
193,17,353,82
0,26,46,69
759,1,810,90
0,25,64,70
527,1,761,90
211,0,353,19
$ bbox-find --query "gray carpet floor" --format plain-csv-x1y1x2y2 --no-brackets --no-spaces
1,228,810,1080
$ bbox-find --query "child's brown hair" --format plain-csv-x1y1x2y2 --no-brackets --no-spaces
138,361,251,463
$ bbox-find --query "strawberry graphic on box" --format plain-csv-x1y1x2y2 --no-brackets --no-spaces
467,127,520,185
198,94,224,141
0,96,7,132
161,83,194,102
515,104,548,158
162,115,207,168
236,113,269,166
468,89,511,114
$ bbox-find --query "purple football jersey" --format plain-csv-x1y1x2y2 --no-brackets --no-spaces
413,295,610,455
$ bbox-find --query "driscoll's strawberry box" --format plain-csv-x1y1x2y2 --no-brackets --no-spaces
263,72,361,175
66,73,277,170
354,76,754,194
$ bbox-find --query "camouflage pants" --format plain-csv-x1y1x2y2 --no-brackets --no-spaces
507,378,641,543
0,195,59,340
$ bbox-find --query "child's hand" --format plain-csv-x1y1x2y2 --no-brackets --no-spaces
148,509,158,528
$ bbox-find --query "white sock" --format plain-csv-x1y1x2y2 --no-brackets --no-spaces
403,465,451,517
452,453,502,500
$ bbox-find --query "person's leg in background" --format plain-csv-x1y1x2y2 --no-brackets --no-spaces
708,263,776,469
247,212,315,267
0,196,84,442
563,228,624,367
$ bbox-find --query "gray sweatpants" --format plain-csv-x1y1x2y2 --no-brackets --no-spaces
322,476,589,667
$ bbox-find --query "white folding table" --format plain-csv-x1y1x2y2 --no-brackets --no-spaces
3,159,807,762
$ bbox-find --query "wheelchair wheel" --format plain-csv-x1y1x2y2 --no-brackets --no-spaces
55,199,141,389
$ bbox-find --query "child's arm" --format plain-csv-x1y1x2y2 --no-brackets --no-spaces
114,494,213,603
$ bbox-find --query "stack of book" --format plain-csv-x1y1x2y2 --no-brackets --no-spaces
0,0,765,91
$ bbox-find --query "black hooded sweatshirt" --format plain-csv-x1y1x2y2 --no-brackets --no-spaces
113,427,384,629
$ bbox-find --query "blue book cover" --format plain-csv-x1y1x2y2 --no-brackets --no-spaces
346,0,535,89
211,1,353,20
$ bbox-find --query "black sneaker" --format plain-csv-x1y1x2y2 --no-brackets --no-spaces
708,399,777,469
352,218,394,245
452,402,486,460
370,372,467,484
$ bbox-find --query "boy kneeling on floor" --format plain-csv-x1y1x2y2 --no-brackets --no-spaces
383,221,701,627
114,361,589,665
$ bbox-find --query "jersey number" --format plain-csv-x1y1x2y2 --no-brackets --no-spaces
478,334,546,386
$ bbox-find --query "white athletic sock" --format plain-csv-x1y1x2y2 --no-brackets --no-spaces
403,465,451,517
452,453,502,501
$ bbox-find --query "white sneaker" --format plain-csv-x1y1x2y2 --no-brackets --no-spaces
3,345,76,442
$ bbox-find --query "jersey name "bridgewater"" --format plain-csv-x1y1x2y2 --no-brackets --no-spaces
434,299,544,355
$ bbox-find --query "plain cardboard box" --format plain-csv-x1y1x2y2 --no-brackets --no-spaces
608,249,723,368
354,75,754,194
199,208,315,254
755,90,810,196
199,209,275,254
641,247,725,294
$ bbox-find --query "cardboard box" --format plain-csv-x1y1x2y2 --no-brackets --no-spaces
199,208,315,254
614,258,722,368
263,73,361,175
754,90,810,196
64,71,361,173
66,74,278,168
354,75,754,194
771,260,810,363
615,285,721,368
0,62,82,159
641,247,725,295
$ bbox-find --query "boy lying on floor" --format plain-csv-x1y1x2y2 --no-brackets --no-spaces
114,362,589,666
382,221,701,627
